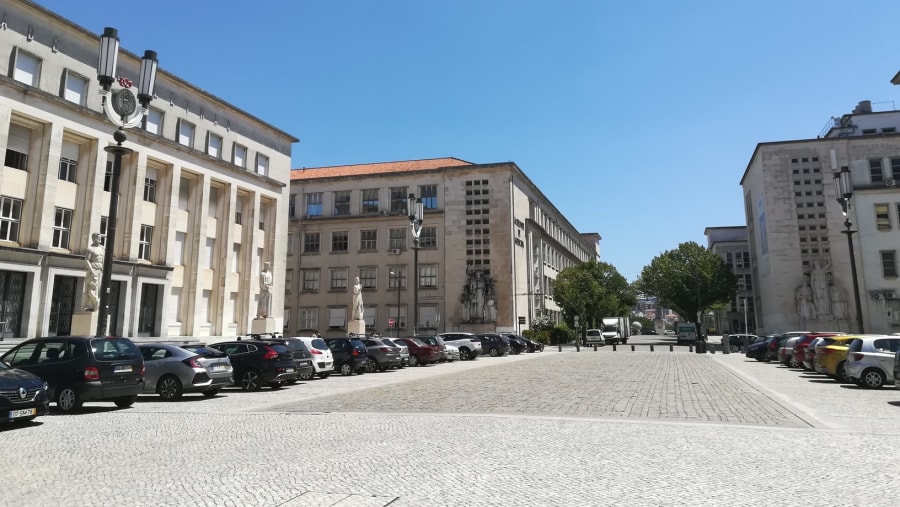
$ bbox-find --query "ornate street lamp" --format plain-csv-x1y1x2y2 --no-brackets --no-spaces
407,194,424,335
94,27,158,337
833,162,865,334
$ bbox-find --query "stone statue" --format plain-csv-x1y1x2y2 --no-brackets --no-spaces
256,262,273,319
809,258,831,317
352,276,364,321
830,283,848,321
83,232,104,311
795,278,815,321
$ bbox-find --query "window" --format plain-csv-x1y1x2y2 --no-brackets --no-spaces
62,70,87,105
419,184,438,209
882,250,898,277
303,232,320,253
207,133,222,159
388,267,407,289
285,270,293,293
5,123,31,171
418,265,437,288
875,203,891,230
299,308,318,330
360,229,377,250
388,305,406,329
891,158,900,181
138,225,153,261
288,194,296,218
328,307,346,328
389,228,407,250
390,187,408,212
12,49,40,86
869,159,884,183
301,270,320,291
742,273,753,291
359,267,377,289
58,140,79,183
52,208,72,249
333,191,350,216
143,109,163,134
177,120,195,147
420,226,437,248
330,269,348,290
208,187,219,217
896,204,900,228
103,161,114,191
305,193,323,217
143,167,157,203
100,216,108,245
361,189,379,213
233,144,247,169
256,154,269,176
331,231,349,252
287,233,294,256
0,196,23,242
234,194,243,224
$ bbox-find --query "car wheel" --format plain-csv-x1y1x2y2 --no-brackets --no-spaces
240,370,262,391
202,389,220,398
366,358,378,373
835,362,850,383
157,375,184,400
339,362,354,376
490,347,499,357
861,368,886,389
789,359,801,368
114,395,137,408
459,348,471,361
410,355,419,367
56,386,82,413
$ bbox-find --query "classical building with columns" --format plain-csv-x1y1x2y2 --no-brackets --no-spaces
0,1,297,339
285,158,599,337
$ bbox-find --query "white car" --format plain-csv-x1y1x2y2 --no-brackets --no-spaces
294,336,335,378
844,335,900,388
444,343,461,362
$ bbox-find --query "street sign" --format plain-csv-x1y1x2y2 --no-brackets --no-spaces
388,318,395,328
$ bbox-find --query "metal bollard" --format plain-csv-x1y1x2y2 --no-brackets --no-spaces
613,344,617,352
650,345,654,352
593,344,597,351
669,345,673,352
689,345,693,352
631,345,635,352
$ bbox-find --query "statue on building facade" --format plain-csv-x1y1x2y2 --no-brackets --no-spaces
829,282,848,321
809,257,832,317
83,232,104,311
795,276,815,321
352,276,365,321
256,262,273,319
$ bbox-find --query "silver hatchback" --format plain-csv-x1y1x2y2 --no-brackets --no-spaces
843,336,900,389
140,343,233,400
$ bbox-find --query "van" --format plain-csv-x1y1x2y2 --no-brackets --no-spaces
585,329,603,346
675,323,697,345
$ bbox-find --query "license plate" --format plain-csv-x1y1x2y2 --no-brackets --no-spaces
9,408,36,419
114,365,133,373
210,364,227,372
285,368,295,373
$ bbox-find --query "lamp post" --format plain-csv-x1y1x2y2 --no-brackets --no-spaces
390,271,401,338
742,297,748,335
833,163,865,334
95,27,158,337
407,194,424,335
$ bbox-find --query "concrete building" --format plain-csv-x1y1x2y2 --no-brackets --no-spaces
704,226,756,334
740,100,900,335
285,158,598,337
0,1,297,339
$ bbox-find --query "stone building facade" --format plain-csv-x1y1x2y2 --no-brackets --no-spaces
704,226,756,334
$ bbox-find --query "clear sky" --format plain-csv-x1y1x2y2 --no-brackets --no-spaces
33,0,900,282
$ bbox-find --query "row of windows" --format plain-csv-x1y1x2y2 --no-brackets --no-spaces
290,305,440,331
299,227,437,254
869,158,900,183
293,265,438,292
295,185,438,218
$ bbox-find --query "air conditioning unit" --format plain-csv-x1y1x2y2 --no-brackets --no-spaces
885,292,897,299
886,179,896,187
390,248,401,255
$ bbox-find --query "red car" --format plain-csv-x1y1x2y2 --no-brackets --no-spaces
394,337,442,366
792,333,839,370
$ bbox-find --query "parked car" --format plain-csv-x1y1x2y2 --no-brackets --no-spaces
803,337,829,371
294,336,335,378
417,336,449,361
813,335,859,383
0,336,144,413
477,333,510,357
138,343,233,400
361,338,402,372
643,330,659,335
895,346,900,391
258,337,315,382
725,334,760,353
503,334,528,355
745,335,777,362
324,337,368,376
444,343,461,362
791,333,839,370
393,337,442,366
520,336,544,352
844,336,900,388
207,340,297,390
436,332,482,360
380,338,410,367
0,359,50,423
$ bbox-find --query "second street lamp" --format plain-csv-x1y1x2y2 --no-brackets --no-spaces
833,161,865,334
407,194,424,335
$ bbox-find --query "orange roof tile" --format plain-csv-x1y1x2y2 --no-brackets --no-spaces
290,157,473,180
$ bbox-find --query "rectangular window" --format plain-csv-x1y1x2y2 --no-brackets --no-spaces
100,216,108,245
52,207,72,249
5,123,31,171
303,232,320,253
143,168,157,203
299,308,318,330
331,231,349,252
388,305,407,329
12,49,40,86
360,229,377,250
234,194,243,224
419,265,437,288
256,154,269,176
870,159,884,183
388,266,407,289
359,266,377,289
208,187,219,218
896,204,900,228
287,233,294,256
390,187,408,212
419,184,438,209
103,161,114,192
177,120,195,147
302,269,320,291
891,158,900,181
333,191,350,216
233,144,247,169
62,70,87,105
207,133,222,159
743,273,753,291
58,140,79,183
361,188,379,213
389,228,407,250
0,196,23,242
305,193,323,217
328,307,346,328
143,108,163,135
288,194,296,218
882,250,898,277
330,269,348,290
285,270,293,293
420,226,437,248
139,225,153,261
875,203,891,230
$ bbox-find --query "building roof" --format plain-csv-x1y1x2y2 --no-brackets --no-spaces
290,157,474,180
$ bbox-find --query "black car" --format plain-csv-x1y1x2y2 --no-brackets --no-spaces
477,333,510,357
0,359,50,423
502,334,528,355
207,340,297,390
258,338,315,382
324,337,368,376
745,336,777,362
520,336,544,353
0,336,144,413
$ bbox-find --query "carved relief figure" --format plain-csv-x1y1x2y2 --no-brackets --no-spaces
795,277,815,321
352,276,365,321
256,262,273,319
830,283,848,321
809,258,831,317
83,232,104,311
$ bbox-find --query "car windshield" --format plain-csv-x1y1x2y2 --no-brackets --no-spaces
91,338,141,361
182,345,226,358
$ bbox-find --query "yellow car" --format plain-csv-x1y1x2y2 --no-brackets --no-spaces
814,335,866,382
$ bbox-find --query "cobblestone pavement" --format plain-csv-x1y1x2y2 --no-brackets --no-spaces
4,348,900,506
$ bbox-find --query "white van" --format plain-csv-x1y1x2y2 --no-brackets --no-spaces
675,323,697,345
585,329,604,346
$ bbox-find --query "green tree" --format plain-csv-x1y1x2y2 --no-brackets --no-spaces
636,242,736,334
551,260,636,332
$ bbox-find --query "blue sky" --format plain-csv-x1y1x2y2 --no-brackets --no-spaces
34,0,900,281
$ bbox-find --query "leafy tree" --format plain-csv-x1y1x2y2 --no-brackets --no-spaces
552,260,636,331
636,242,737,333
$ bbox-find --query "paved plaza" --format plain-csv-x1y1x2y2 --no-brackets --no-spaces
5,346,900,506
